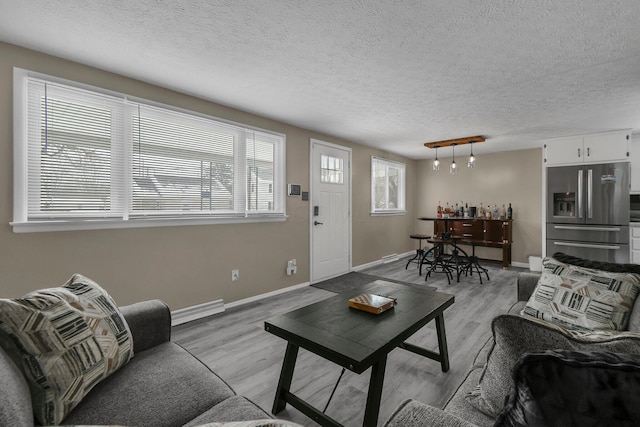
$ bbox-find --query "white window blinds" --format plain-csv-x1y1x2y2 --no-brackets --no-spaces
371,156,406,214
14,69,286,231
26,79,126,217
246,131,283,212
131,105,241,217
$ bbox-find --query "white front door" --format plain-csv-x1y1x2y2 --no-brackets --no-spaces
310,139,351,283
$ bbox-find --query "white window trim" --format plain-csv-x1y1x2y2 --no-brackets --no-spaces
370,211,407,217
12,68,287,232
370,156,406,216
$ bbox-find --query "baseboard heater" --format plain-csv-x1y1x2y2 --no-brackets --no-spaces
171,299,225,327
381,253,400,264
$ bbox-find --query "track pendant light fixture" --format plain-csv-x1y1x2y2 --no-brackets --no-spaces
450,144,457,174
424,135,485,173
468,142,475,168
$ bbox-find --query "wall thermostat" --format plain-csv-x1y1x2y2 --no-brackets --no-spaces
288,184,301,196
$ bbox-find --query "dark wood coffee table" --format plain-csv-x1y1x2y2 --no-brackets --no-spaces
264,280,454,427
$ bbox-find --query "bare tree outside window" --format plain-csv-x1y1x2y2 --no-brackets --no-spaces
371,157,405,214
17,70,285,231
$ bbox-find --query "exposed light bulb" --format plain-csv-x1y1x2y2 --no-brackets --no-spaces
468,154,475,168
433,146,440,171
468,142,476,168
450,144,457,174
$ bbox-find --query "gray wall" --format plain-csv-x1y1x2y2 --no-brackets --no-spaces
0,42,544,309
0,42,417,308
415,148,544,265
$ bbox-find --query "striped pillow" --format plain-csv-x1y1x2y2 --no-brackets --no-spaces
522,268,640,331
0,274,133,425
543,256,640,285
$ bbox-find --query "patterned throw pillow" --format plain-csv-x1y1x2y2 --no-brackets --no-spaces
543,256,640,284
0,274,133,425
521,258,640,331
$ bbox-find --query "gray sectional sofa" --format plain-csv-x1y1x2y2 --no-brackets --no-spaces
6,255,640,426
384,257,640,426
0,299,278,427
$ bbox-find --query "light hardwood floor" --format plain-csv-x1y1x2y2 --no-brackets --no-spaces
172,258,526,426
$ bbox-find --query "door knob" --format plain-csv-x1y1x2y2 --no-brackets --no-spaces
314,221,324,225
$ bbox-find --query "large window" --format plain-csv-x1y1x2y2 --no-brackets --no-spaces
12,69,286,232
371,156,406,215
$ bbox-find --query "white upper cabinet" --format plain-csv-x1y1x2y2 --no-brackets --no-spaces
544,136,583,165
583,131,630,163
544,129,631,166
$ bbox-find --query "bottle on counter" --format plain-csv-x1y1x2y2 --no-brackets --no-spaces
464,203,469,218
501,204,507,220
507,203,513,220
478,203,484,218
437,201,442,218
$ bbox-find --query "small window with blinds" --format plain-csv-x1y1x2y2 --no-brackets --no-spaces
12,68,286,232
371,156,406,215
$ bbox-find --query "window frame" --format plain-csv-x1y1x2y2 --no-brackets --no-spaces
12,68,287,233
370,156,406,216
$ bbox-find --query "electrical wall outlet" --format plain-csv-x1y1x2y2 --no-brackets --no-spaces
286,259,297,276
231,269,239,281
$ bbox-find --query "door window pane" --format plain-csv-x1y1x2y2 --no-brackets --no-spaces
320,154,344,184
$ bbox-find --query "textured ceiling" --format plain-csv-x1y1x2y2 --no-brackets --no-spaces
1,0,640,159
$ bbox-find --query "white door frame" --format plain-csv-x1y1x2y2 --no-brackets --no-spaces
309,138,352,283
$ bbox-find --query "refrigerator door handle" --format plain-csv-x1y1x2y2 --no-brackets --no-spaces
577,169,583,219
553,225,621,232
553,241,620,250
587,169,593,219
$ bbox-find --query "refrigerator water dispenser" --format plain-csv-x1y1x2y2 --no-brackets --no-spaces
552,192,575,218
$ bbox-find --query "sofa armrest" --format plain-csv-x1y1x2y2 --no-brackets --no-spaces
516,272,540,301
383,399,477,427
120,299,171,353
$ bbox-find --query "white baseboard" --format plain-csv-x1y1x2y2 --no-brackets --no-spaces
171,299,225,327
352,259,380,272
511,261,529,269
172,251,426,326
381,253,400,263
224,281,311,310
353,250,414,272
398,250,414,258
171,281,311,326
172,254,533,326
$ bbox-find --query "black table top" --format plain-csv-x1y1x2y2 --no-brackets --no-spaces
264,280,454,373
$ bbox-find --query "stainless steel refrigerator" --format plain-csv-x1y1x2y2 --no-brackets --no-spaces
546,162,630,263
